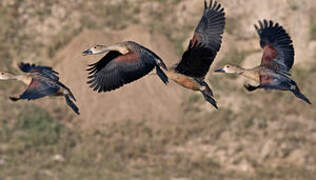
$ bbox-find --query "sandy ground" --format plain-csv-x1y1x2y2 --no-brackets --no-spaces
53,26,185,129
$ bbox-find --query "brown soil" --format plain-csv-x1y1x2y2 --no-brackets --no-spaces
53,26,184,129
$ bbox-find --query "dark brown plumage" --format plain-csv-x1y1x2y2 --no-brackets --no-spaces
2,62,80,115
165,0,225,109
255,19,294,75
215,20,311,104
82,41,168,92
175,0,225,78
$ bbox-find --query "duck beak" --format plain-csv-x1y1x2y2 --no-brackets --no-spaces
82,49,93,56
214,68,225,73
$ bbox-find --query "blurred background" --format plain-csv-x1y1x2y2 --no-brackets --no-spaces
0,0,315,179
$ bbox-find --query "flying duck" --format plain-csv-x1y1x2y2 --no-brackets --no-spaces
215,20,311,104
162,0,225,109
82,41,168,92
0,62,80,114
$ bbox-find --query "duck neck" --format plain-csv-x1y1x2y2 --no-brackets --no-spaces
7,73,31,85
237,66,260,82
232,66,246,75
2,73,16,80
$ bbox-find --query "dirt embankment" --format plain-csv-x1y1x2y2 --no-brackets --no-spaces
53,26,185,129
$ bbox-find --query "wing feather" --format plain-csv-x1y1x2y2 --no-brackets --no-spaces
18,78,60,100
175,0,225,78
255,20,294,74
18,62,59,80
87,50,155,92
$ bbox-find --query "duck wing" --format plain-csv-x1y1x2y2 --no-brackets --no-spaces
18,62,59,80
87,49,156,92
255,20,294,75
17,76,60,100
175,0,225,78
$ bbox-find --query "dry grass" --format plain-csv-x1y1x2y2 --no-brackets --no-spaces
1,0,316,179
309,8,316,40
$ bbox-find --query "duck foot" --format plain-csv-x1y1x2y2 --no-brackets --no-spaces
244,84,259,91
9,97,20,101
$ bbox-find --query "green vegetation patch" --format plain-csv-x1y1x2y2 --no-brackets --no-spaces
309,8,316,40
226,17,239,35
310,24,316,40
0,105,63,152
15,105,62,147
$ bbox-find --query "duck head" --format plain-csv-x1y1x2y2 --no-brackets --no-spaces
215,65,243,74
82,43,129,56
82,45,108,56
0,72,13,80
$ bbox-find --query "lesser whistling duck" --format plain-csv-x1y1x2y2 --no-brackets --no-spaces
161,0,225,109
82,41,168,92
0,62,80,114
215,20,311,104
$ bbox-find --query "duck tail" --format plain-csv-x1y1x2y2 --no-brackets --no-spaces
199,81,218,109
64,94,80,115
291,85,311,104
67,88,76,102
156,65,168,85
57,82,76,101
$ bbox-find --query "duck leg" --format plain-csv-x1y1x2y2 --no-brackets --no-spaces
57,82,80,115
155,65,168,84
64,94,80,115
197,80,218,109
289,83,311,104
